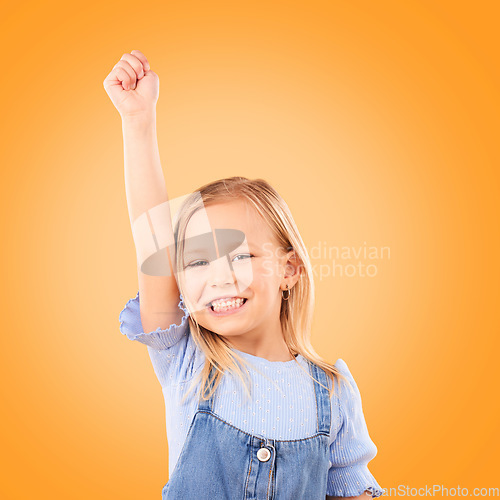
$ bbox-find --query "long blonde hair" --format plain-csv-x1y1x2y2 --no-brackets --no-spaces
173,176,352,405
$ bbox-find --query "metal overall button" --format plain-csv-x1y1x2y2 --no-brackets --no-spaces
257,447,271,462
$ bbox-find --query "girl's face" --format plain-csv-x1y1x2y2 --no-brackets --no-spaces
179,199,292,341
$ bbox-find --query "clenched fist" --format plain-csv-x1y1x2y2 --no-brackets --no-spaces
103,50,159,118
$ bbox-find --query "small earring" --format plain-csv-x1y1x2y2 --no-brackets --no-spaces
282,283,290,301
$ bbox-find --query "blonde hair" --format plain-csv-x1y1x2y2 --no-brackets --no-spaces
173,176,352,405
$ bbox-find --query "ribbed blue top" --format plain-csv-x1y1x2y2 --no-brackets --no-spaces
119,291,386,498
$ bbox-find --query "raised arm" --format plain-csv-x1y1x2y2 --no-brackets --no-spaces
104,50,184,332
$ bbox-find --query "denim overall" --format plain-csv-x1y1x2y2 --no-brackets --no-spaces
161,359,332,500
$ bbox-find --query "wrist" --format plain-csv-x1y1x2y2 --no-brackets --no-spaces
121,109,156,126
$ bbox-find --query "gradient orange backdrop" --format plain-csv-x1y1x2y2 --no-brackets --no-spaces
1,1,499,498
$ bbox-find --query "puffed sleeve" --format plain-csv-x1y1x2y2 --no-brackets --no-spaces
326,358,387,498
119,291,190,349
118,291,205,386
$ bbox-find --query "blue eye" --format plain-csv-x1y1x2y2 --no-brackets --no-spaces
233,254,253,262
185,254,253,268
185,260,208,268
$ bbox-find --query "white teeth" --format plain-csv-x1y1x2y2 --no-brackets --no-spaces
212,298,245,311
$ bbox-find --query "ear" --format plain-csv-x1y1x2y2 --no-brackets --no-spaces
283,249,302,286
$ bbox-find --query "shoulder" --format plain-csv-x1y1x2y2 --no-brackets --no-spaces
333,357,350,376
318,358,362,415
119,290,206,386
333,358,358,393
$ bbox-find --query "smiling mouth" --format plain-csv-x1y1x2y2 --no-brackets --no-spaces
208,298,248,314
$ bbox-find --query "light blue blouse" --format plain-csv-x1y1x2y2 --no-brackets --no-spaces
119,291,386,498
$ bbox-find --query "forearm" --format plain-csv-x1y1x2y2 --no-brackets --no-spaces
121,110,170,226
122,109,178,273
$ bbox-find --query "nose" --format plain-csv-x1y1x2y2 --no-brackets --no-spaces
207,255,235,287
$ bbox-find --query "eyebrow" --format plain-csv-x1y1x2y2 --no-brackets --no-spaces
182,229,253,252
182,246,216,258
183,245,212,253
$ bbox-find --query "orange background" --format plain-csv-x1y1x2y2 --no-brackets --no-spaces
1,0,499,498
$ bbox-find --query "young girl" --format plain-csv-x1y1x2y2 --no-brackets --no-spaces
104,50,386,500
